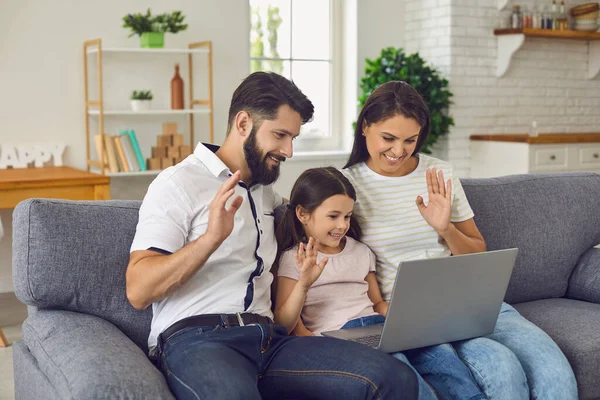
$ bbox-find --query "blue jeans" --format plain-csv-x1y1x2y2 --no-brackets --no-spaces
342,315,485,400
455,303,578,400
157,321,419,399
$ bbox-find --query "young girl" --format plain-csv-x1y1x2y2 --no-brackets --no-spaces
340,80,578,400
274,167,486,400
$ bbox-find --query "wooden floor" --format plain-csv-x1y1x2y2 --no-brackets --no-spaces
0,292,27,400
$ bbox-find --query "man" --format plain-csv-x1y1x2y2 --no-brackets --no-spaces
126,72,418,399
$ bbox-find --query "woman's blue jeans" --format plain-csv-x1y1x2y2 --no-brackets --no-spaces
453,303,578,400
157,322,419,400
342,315,485,400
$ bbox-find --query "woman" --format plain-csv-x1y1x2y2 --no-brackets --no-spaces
339,80,577,400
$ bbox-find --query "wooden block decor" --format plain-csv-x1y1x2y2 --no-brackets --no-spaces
161,157,174,169
152,146,167,158
147,158,161,170
146,123,190,171
172,134,184,147
167,147,179,159
162,122,178,135
179,145,192,158
157,135,172,147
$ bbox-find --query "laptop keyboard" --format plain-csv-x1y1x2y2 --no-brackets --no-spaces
350,334,381,348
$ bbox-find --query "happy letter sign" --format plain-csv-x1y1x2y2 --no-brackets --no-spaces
0,144,67,169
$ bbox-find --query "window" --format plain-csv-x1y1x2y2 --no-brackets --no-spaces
249,0,347,151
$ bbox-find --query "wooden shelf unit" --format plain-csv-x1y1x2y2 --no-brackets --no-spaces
493,28,600,79
83,38,214,175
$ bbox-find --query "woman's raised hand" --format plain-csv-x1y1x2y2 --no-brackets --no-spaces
296,237,328,290
416,168,452,234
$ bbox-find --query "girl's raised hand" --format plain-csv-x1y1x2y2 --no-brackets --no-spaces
416,168,452,234
296,237,328,290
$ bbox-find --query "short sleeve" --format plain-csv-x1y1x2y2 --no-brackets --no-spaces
129,176,193,254
277,248,300,280
367,247,376,273
450,176,475,223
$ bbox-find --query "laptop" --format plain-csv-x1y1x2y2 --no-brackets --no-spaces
322,248,518,353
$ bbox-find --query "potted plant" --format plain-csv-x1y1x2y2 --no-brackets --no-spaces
358,47,454,154
122,9,188,48
130,90,153,111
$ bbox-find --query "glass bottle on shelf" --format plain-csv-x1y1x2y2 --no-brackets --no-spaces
522,5,533,28
529,121,539,137
171,64,184,110
532,3,542,29
551,0,558,30
511,5,523,29
541,5,551,29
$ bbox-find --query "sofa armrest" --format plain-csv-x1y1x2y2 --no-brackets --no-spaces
22,309,174,400
567,247,600,304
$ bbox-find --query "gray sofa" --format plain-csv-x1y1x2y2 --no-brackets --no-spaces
11,172,600,399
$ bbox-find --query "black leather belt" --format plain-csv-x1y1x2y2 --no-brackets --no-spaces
161,313,274,342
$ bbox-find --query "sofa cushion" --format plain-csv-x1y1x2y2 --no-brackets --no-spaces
567,247,600,304
514,298,600,400
462,173,600,303
12,199,151,351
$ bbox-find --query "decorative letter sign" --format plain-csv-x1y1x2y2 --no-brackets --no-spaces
0,143,66,169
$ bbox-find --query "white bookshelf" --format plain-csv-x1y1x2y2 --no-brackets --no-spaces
86,47,209,55
88,108,211,116
83,38,214,176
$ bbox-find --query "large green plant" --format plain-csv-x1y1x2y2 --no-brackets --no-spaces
358,47,453,154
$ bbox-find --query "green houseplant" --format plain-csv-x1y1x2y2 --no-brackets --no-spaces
122,9,188,48
358,47,454,154
130,90,153,111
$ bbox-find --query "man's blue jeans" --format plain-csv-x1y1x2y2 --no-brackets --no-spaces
342,315,485,400
157,322,419,399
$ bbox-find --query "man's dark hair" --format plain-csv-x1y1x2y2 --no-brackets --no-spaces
227,72,314,133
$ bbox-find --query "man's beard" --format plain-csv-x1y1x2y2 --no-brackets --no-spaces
243,127,285,185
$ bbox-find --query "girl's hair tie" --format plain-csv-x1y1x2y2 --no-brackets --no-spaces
285,203,296,210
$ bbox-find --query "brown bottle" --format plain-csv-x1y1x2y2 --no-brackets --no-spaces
171,64,184,109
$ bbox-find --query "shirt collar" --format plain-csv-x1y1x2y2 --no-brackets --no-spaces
193,142,230,179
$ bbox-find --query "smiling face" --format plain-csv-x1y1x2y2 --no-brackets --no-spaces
298,194,355,254
363,114,421,177
244,104,302,185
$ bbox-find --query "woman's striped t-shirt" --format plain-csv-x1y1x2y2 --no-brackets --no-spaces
341,154,474,301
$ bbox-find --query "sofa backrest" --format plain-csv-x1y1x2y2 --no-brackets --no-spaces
461,172,600,304
12,199,151,352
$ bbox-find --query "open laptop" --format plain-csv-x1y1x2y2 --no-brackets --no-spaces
322,248,518,353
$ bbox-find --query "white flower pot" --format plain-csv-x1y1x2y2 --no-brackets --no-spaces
130,100,151,112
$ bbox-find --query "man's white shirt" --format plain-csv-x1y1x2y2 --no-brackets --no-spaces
130,143,282,354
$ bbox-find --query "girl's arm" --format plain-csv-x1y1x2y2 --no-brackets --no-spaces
366,272,389,317
291,317,314,336
275,276,310,333
274,238,328,334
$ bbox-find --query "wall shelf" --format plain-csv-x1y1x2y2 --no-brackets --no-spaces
86,47,209,55
88,108,211,116
83,38,214,175
494,28,600,79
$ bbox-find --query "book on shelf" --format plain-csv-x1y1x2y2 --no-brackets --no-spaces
118,133,140,172
112,135,130,173
93,135,108,167
103,134,120,173
125,129,147,171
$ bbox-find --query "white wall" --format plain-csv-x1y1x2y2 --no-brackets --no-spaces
404,0,600,177
0,0,407,293
0,0,250,292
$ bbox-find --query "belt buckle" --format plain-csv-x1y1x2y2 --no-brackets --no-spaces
236,312,246,327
